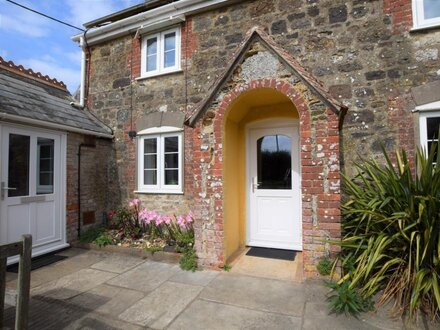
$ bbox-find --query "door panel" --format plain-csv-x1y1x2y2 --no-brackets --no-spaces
0,125,66,261
248,123,302,250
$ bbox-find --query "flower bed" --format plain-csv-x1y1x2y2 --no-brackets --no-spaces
80,199,197,271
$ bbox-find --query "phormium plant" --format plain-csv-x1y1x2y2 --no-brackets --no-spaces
336,144,440,320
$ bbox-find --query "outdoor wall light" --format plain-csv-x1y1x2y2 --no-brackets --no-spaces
128,130,137,139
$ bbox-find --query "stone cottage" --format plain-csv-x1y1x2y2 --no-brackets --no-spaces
72,0,440,277
0,57,114,263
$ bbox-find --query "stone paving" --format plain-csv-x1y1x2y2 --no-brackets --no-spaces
2,248,436,329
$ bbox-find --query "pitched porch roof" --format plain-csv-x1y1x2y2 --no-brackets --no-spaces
186,26,348,127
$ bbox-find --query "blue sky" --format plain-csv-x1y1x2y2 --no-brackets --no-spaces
0,0,142,93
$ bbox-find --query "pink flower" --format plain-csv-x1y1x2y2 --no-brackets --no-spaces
129,198,140,207
162,215,172,225
186,210,194,223
107,210,115,219
139,208,160,224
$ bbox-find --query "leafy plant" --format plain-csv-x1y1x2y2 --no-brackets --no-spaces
221,264,232,272
144,246,163,253
325,281,373,315
180,248,197,272
317,257,333,276
337,144,440,320
80,227,105,244
94,233,113,247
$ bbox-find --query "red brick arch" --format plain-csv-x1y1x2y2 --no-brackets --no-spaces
191,78,341,278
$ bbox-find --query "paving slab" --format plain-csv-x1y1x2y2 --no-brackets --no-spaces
68,284,145,316
90,255,145,273
169,268,219,287
200,273,305,317
106,260,179,293
31,268,117,300
119,281,203,329
168,299,302,330
63,312,145,330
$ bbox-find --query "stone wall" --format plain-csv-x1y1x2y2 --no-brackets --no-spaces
85,0,440,275
66,133,115,242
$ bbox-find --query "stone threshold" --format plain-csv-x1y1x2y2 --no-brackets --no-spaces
71,242,182,264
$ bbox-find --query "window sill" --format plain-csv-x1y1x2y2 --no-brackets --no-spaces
134,190,184,195
411,23,440,32
136,69,183,81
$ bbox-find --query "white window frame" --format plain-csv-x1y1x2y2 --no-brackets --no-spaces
418,104,440,154
136,127,183,194
140,27,181,78
412,0,440,30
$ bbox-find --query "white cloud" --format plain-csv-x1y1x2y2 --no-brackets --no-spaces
0,1,51,37
65,0,142,28
19,57,80,93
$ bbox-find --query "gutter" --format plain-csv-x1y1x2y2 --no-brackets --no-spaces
0,112,114,139
72,0,233,45
79,36,86,107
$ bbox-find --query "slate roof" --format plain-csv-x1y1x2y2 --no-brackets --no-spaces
0,61,113,137
186,27,347,127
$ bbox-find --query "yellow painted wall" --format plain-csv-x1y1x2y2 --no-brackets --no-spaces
223,89,299,262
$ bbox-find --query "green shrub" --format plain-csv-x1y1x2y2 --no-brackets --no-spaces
317,257,333,276
93,233,113,247
180,248,197,272
325,281,373,315
221,264,232,272
338,145,440,320
79,227,105,244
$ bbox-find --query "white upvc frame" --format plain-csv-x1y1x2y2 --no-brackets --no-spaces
140,27,181,78
419,108,440,153
137,128,183,194
412,0,440,30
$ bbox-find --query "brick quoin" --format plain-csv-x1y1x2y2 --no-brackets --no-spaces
383,0,413,34
191,78,341,278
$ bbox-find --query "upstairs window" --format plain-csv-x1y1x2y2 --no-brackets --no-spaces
137,128,183,194
413,0,440,30
141,27,181,77
419,104,440,159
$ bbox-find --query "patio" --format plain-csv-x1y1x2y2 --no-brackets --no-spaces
2,248,419,329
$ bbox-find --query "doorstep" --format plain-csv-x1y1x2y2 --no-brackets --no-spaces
71,241,181,264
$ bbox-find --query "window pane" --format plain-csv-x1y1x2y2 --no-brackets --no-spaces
424,0,440,19
164,32,176,51
8,134,30,197
257,135,292,190
144,138,157,153
428,141,438,159
165,136,178,152
144,155,157,169
165,169,179,185
165,153,178,168
147,54,157,72
427,117,440,140
37,138,54,195
164,50,176,68
147,37,157,55
144,170,157,185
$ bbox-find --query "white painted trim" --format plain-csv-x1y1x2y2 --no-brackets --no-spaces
414,100,440,112
245,118,302,250
0,113,113,138
412,0,440,30
72,0,233,45
138,126,183,135
419,110,440,153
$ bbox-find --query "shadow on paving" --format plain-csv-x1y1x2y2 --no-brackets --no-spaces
3,288,122,330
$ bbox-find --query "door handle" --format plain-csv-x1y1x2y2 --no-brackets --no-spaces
1,182,16,200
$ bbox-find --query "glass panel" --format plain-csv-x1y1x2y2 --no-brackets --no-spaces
147,54,157,72
144,170,157,185
144,138,157,153
165,136,178,152
147,37,157,55
164,32,176,51
37,138,54,195
427,117,440,140
164,50,176,68
144,155,157,169
257,135,292,190
8,134,30,197
165,169,179,185
424,0,440,19
428,141,438,160
165,153,178,169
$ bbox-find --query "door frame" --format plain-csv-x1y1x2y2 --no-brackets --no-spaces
0,122,68,262
245,118,302,250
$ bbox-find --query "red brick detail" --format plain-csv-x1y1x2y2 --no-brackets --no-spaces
181,18,198,66
130,36,141,79
190,78,341,278
383,0,413,34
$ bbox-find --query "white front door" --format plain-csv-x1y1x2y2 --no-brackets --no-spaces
248,121,302,250
0,124,67,263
